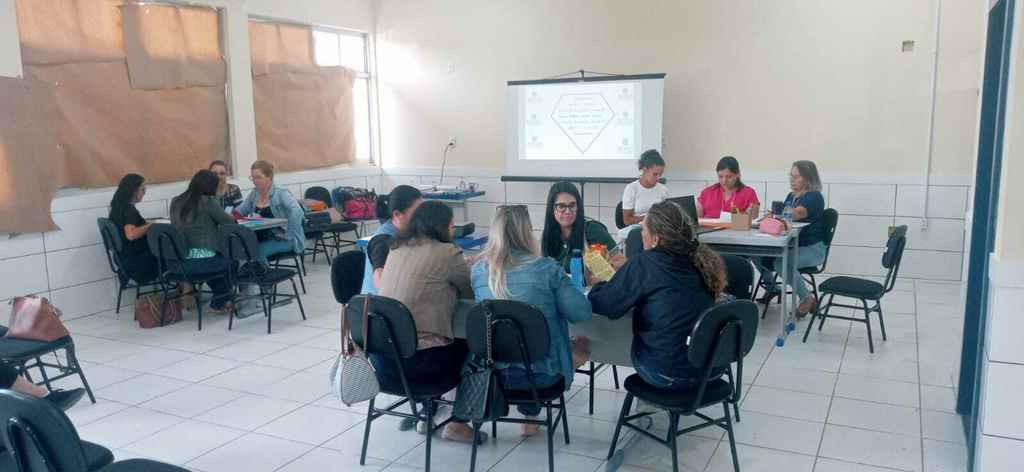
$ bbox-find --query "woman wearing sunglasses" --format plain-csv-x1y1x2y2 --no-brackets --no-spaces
540,181,619,272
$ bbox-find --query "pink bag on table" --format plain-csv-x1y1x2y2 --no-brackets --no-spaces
759,217,788,236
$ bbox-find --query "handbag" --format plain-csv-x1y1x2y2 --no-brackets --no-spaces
759,216,789,236
133,293,182,329
453,302,509,423
330,296,380,406
7,296,70,342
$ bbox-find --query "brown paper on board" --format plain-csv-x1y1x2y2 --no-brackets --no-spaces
121,3,226,90
15,0,125,65
249,21,316,76
0,77,62,233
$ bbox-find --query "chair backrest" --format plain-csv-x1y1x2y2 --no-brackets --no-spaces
305,186,334,207
0,390,91,472
146,224,187,263
881,225,908,293
685,300,759,412
721,255,754,300
614,201,626,229
625,226,643,259
345,294,418,359
464,300,550,365
220,224,260,264
331,250,366,305
96,218,124,276
817,208,840,272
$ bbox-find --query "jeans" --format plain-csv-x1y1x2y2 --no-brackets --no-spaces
370,339,469,420
259,239,295,260
172,256,233,310
635,362,723,391
757,242,827,300
498,368,563,417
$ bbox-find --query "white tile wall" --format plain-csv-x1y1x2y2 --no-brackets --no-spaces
987,285,1024,364
0,232,44,260
827,184,896,216
0,254,49,301
50,279,119,319
832,215,894,248
897,217,967,252
45,207,111,251
895,185,969,219
978,435,1024,472
900,250,964,281
982,362,1024,440
46,245,112,289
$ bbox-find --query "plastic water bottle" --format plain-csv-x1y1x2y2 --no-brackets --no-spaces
782,204,794,225
570,249,585,291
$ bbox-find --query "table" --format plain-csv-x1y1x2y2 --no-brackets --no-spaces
421,190,486,222
699,225,805,347
356,230,489,252
151,217,288,231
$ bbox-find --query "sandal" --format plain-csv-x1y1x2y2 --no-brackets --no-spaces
796,295,817,320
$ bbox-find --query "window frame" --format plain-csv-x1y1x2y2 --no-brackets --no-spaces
311,25,376,164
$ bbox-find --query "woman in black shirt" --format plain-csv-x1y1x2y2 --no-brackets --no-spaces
109,174,158,283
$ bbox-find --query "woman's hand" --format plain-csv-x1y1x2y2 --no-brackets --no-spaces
585,271,603,287
608,253,627,271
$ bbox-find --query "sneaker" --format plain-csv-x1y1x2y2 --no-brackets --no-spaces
442,423,488,444
398,417,417,431
45,388,86,411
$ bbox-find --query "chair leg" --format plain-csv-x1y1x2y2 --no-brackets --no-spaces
425,401,434,472
195,291,204,331
560,395,570,445
546,403,555,472
612,365,620,389
876,301,888,341
819,293,834,331
492,420,497,440
470,422,481,472
668,412,680,472
607,393,634,460
115,287,124,314
861,299,875,354
36,357,52,391
67,346,96,404
294,256,307,293
266,286,275,335
588,362,596,415
292,279,307,321
723,403,740,472
359,398,375,465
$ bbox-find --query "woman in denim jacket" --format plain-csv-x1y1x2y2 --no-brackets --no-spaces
471,205,592,436
236,160,307,259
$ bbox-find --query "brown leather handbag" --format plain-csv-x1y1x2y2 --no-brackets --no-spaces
134,293,182,329
6,296,70,342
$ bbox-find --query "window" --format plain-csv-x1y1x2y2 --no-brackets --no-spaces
313,28,373,162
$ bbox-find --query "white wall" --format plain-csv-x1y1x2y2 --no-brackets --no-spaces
0,0,378,320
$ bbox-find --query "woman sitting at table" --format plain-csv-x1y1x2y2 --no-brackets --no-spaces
697,156,760,219
209,160,243,210
108,173,159,284
169,170,237,313
757,160,827,318
541,181,619,272
361,185,423,295
620,149,669,226
588,201,727,390
236,160,306,260
472,205,592,436
375,201,483,443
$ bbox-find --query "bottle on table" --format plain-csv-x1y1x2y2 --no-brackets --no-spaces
782,204,794,225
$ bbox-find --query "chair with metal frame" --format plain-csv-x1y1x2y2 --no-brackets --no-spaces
606,300,758,472
464,300,571,472
0,327,95,405
803,225,908,353
146,224,222,331
753,208,839,318
347,294,460,472
220,225,306,334
96,218,160,314
304,186,360,263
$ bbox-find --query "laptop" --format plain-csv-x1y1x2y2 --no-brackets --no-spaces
666,196,723,235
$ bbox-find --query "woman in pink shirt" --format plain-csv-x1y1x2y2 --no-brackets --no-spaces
697,156,760,218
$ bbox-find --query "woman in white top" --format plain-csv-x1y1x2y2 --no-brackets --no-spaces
621,149,669,226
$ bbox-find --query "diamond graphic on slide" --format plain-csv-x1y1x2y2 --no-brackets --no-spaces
551,93,615,154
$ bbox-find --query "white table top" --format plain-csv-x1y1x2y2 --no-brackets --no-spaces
151,217,288,231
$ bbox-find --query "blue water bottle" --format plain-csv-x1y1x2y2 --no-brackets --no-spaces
570,249,585,291
782,204,794,225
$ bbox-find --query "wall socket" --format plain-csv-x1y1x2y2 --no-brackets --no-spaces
447,137,457,148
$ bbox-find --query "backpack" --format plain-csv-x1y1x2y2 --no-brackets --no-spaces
333,186,377,220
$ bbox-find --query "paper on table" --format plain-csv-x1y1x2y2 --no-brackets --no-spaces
583,250,616,282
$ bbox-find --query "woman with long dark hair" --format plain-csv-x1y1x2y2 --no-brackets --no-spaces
169,170,237,312
375,201,483,443
361,185,423,294
540,181,617,271
697,156,760,218
588,201,728,390
108,173,159,283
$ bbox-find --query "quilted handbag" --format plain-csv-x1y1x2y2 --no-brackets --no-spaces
453,302,508,423
330,296,380,406
759,216,789,236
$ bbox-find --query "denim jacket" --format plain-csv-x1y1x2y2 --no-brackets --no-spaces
471,252,592,388
237,185,306,255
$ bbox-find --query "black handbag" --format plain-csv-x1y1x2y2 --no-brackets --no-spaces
453,302,508,423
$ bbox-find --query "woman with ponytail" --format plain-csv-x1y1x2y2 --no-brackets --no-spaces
588,201,727,390
361,185,423,294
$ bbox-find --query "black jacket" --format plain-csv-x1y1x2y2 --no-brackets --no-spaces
587,247,714,381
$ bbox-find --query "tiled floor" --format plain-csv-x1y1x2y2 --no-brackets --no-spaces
47,260,968,472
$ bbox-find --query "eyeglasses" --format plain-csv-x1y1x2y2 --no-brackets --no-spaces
554,203,577,214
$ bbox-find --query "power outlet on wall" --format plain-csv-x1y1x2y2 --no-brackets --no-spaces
447,137,457,148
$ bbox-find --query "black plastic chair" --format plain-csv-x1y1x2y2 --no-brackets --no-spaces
96,218,160,314
268,250,308,295
754,208,839,318
347,294,458,472
0,390,188,471
804,225,908,353
625,226,643,259
221,225,306,334
614,201,626,229
0,327,95,405
606,300,759,472
304,186,360,263
465,300,571,472
146,224,223,331
722,255,755,300
331,250,366,306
